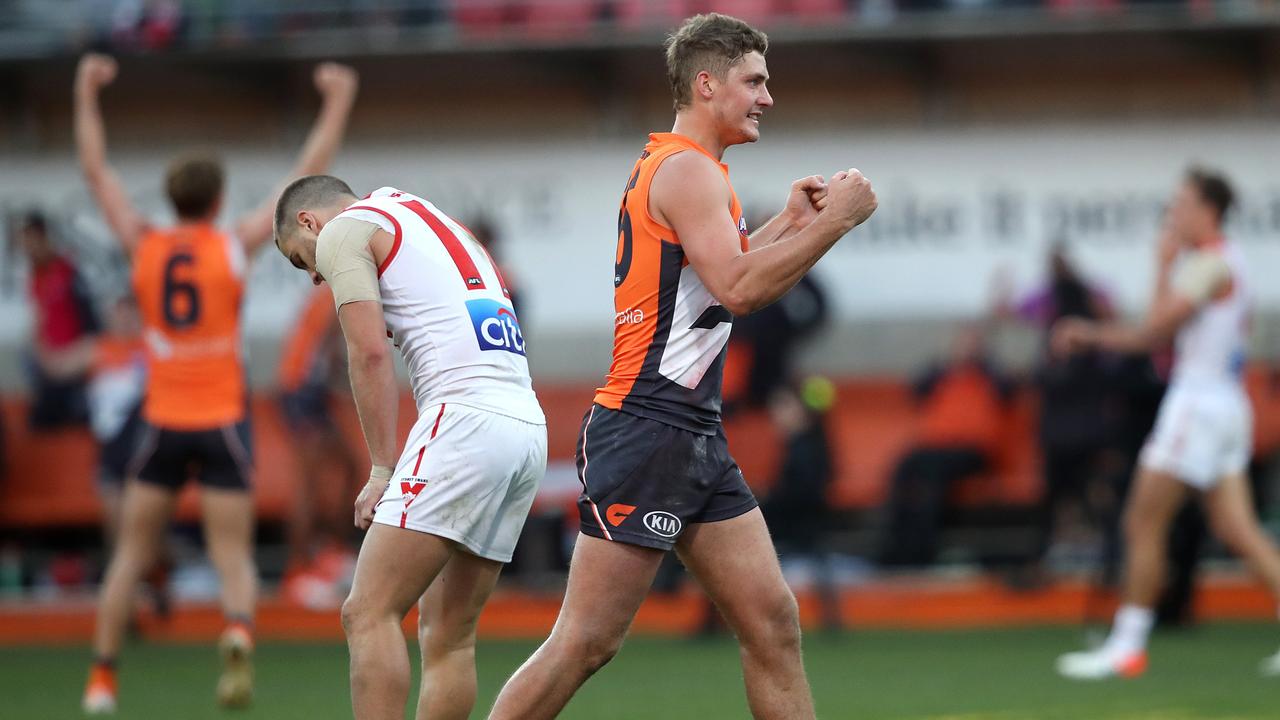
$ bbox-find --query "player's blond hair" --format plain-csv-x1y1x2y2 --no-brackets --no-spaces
665,13,769,112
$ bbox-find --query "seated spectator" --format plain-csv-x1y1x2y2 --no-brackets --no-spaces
877,323,1014,567
21,211,98,430
761,376,841,630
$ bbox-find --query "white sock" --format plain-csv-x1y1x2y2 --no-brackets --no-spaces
1105,604,1155,657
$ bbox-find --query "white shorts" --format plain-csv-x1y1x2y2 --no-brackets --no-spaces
1139,385,1253,490
372,402,547,562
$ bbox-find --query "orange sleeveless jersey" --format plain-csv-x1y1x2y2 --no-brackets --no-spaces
132,223,246,429
594,133,748,434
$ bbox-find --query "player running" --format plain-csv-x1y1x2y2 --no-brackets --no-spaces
273,176,547,720
1054,168,1280,679
487,13,877,720
75,53,358,713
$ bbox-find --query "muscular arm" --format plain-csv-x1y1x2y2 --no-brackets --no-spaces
654,154,864,316
748,212,799,250
235,63,359,255
74,55,147,253
339,300,398,470
748,175,828,250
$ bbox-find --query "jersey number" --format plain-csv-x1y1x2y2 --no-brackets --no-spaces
614,166,642,287
162,253,200,328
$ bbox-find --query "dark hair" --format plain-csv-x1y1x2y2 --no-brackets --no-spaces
1185,166,1235,224
273,175,357,244
20,210,48,235
165,152,225,220
665,13,769,111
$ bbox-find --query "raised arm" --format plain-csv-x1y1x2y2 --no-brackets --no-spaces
74,54,147,253
654,153,875,316
235,63,359,255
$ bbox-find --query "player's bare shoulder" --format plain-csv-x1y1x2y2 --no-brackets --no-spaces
648,149,732,228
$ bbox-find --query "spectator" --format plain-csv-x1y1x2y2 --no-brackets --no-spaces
21,211,98,430
761,376,842,630
877,323,1015,567
996,243,1122,564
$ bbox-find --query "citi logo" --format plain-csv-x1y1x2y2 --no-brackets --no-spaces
643,511,682,538
466,299,526,356
616,308,645,325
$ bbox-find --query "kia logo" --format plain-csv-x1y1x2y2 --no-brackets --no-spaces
643,511,682,538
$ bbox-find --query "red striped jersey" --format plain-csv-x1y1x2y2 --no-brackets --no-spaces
331,187,543,424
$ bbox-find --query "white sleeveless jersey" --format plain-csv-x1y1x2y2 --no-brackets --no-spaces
335,187,544,424
1170,242,1250,391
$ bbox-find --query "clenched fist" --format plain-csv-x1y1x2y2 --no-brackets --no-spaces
823,168,878,233
314,62,359,101
784,175,828,230
76,53,118,95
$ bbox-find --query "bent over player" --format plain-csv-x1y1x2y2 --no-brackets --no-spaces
488,13,877,720
1055,168,1280,679
274,176,547,720
76,53,357,713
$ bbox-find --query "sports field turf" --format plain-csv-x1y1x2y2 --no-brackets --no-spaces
4,623,1278,719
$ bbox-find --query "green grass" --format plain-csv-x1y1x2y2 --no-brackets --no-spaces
3,624,1279,719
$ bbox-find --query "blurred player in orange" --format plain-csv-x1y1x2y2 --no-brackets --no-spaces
278,284,359,607
488,13,877,720
74,52,358,713
1054,169,1280,679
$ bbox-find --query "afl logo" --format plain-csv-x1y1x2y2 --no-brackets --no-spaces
738,217,748,236
643,511,682,538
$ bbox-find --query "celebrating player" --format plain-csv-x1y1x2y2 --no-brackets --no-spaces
75,53,358,713
487,13,877,720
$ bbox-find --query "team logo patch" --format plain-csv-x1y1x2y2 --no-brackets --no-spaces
643,511,682,538
400,478,429,501
465,298,526,356
606,503,636,527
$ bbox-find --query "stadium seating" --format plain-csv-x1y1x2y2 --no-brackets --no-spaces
5,367,1277,531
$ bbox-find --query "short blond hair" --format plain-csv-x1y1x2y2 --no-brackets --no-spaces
665,13,769,111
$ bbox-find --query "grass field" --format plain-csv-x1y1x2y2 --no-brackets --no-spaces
4,623,1279,719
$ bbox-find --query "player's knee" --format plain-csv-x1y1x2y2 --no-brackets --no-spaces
419,617,477,659
1122,504,1154,543
557,630,624,675
340,596,378,637
1209,517,1253,555
741,590,802,655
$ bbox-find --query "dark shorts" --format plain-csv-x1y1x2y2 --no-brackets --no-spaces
98,405,144,487
280,383,333,433
127,419,254,491
575,404,757,551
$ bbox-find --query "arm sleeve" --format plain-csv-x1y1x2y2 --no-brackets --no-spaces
315,216,381,310
1171,252,1232,306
